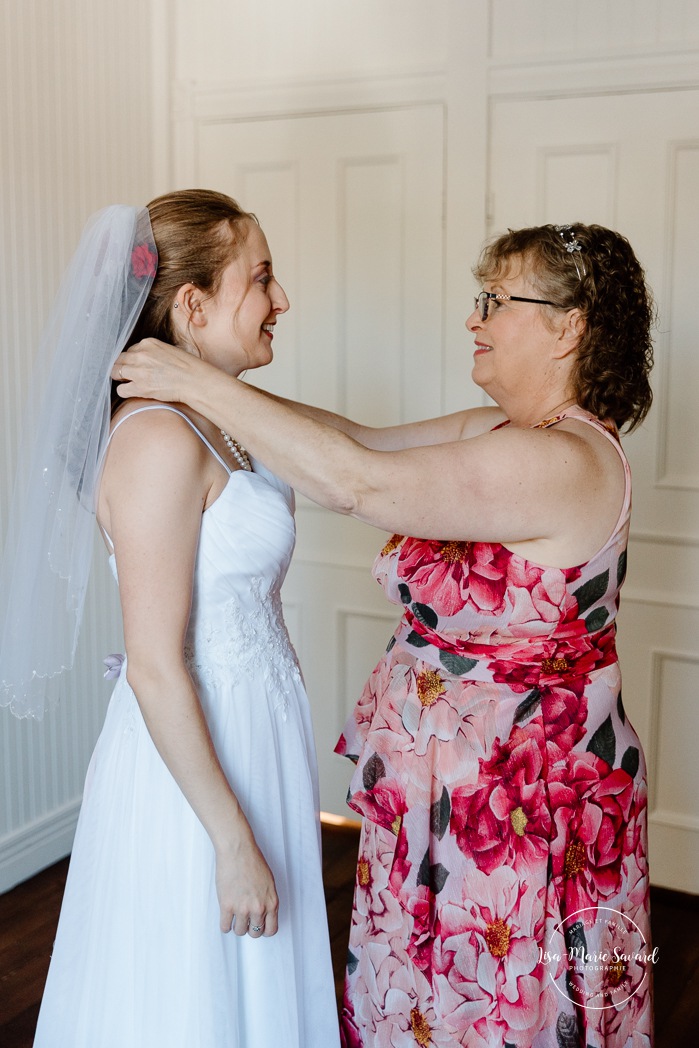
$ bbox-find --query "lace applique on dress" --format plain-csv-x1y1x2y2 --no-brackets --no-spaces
185,577,301,720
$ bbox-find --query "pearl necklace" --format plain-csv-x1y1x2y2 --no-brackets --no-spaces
220,429,252,471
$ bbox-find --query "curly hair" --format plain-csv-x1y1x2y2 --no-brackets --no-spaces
473,223,655,431
113,188,256,414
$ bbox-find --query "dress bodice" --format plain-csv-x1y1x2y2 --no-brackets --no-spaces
183,464,301,696
374,411,631,672
104,406,300,694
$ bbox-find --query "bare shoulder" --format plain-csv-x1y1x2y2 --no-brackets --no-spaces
98,401,213,529
460,415,624,503
107,400,208,467
551,416,625,482
477,413,616,458
488,416,626,564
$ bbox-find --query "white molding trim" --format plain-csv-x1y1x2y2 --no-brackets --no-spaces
336,606,398,730
172,69,447,195
655,475,699,492
175,69,448,124
629,529,699,547
0,798,80,893
337,607,399,626
489,51,699,100
621,589,699,611
650,809,699,833
647,648,699,823
653,138,699,492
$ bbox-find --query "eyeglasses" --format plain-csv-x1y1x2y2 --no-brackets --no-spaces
473,291,563,322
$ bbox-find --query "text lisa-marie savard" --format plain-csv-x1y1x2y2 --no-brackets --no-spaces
539,946,659,966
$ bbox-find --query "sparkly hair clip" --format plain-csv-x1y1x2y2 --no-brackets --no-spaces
555,224,586,280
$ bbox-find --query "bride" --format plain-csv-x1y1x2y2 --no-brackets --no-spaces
0,190,339,1047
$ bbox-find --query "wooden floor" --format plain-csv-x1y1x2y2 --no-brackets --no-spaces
1,823,697,1046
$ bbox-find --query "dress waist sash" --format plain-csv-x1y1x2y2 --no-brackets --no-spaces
392,607,618,687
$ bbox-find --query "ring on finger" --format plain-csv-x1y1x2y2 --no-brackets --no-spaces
250,923,263,932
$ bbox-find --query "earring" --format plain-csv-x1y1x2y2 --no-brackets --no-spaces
173,302,179,309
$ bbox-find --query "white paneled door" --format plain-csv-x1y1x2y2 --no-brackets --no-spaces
186,104,445,815
490,89,699,891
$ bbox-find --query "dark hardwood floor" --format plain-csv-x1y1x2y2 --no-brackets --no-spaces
1,822,697,1046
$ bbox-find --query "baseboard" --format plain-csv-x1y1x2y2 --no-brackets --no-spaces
0,799,80,893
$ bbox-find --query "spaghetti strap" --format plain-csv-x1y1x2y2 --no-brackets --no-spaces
100,405,232,552
107,404,232,475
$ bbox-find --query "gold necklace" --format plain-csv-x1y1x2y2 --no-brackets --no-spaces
532,400,580,429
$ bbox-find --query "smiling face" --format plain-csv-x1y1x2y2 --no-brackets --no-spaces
466,256,578,413
181,219,289,377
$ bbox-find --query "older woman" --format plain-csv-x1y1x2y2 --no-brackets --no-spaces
115,222,654,1048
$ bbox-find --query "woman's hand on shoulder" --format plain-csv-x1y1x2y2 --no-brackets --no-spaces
113,339,217,405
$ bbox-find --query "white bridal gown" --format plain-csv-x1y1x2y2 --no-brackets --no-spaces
34,406,340,1048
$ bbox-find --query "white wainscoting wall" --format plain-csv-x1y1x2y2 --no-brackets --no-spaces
0,0,154,891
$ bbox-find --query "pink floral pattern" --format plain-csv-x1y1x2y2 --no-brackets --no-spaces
449,728,552,877
336,413,653,1047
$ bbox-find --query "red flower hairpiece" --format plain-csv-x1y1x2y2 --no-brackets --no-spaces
131,243,157,279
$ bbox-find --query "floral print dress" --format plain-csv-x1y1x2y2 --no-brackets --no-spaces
335,412,653,1048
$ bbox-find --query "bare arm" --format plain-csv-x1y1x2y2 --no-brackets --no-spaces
113,342,618,562
100,408,278,937
266,391,504,449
